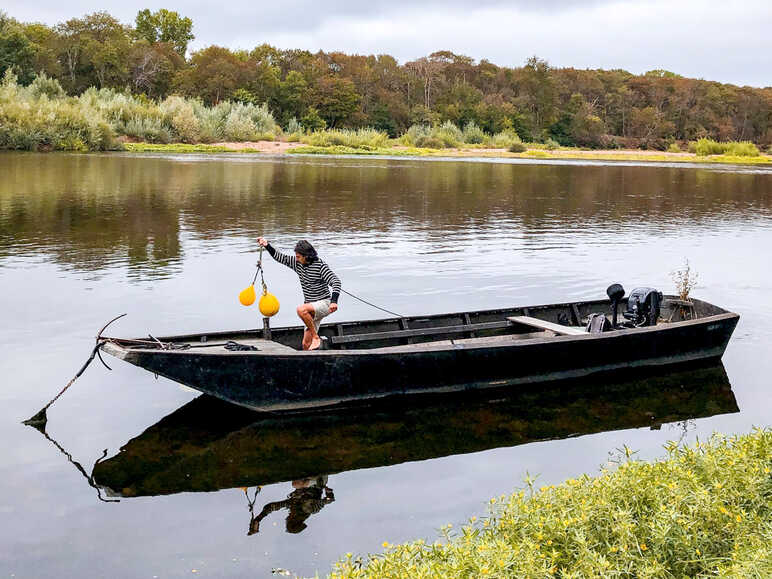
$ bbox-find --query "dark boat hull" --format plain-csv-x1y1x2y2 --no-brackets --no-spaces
102,297,739,411
93,364,738,497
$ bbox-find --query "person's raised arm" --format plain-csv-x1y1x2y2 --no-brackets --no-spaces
258,237,295,269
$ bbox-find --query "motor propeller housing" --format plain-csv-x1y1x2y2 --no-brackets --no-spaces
606,283,625,327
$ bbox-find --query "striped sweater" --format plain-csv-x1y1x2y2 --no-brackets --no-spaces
266,244,341,304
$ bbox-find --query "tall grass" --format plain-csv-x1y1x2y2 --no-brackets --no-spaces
331,428,772,578
300,128,388,149
0,72,281,151
0,71,118,151
399,122,525,149
693,138,761,157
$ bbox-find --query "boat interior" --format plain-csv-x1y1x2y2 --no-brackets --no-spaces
116,292,728,354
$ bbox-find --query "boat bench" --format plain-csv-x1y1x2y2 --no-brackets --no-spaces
506,316,587,336
328,320,511,345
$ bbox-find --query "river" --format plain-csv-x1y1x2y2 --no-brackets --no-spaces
1,152,770,578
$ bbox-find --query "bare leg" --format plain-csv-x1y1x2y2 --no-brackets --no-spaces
297,304,320,350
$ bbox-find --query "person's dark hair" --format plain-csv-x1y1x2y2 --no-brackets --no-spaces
294,240,318,262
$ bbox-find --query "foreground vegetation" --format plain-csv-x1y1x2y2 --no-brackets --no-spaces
1,8,770,151
330,429,772,578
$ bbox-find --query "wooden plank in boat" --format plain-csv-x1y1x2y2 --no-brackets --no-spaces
329,320,511,345
507,316,587,336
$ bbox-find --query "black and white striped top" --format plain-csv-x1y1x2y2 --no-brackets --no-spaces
266,244,341,304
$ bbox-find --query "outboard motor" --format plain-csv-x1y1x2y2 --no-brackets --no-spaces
606,283,625,328
623,287,663,327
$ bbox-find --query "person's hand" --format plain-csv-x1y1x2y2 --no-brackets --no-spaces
257,237,268,247
329,303,338,313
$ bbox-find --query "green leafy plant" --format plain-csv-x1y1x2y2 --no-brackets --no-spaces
330,429,772,578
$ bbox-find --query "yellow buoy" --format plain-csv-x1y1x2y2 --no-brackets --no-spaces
239,285,256,306
259,291,280,317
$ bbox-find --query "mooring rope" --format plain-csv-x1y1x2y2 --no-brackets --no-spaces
340,288,404,318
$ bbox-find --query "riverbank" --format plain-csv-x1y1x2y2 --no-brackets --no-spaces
329,429,771,578
122,142,772,166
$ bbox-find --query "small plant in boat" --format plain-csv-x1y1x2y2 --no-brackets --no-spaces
671,259,698,301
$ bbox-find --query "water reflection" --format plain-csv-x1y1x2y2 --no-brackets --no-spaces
88,363,737,536
245,476,335,536
1,153,770,278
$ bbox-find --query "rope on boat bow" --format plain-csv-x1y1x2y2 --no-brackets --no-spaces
22,313,127,432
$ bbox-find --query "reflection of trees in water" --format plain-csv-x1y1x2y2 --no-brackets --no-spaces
1,154,769,275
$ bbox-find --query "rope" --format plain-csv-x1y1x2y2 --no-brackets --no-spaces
252,246,267,293
340,288,404,318
258,242,402,318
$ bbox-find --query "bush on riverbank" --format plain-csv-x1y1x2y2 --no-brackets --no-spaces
400,122,525,149
299,128,388,149
0,72,281,151
331,428,772,578
0,71,118,151
692,138,761,157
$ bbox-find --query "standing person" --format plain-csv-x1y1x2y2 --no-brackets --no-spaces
257,237,340,350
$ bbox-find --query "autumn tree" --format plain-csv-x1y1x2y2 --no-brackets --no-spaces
312,76,360,128
175,45,246,104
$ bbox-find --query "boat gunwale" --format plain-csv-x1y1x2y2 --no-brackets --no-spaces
103,298,739,358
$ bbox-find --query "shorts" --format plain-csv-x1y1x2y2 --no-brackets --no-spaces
309,299,332,331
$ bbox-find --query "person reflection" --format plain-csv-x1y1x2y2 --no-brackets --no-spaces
248,475,335,535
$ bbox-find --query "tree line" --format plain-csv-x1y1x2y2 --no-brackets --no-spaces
1,9,770,148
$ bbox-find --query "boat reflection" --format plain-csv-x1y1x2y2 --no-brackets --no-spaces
93,364,738,519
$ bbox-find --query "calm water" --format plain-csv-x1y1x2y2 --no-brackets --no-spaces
1,152,771,578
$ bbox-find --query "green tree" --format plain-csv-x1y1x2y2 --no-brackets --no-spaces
300,106,326,132
135,9,194,56
0,12,35,83
55,12,131,92
517,56,557,139
273,70,309,125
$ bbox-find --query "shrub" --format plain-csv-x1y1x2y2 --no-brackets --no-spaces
544,138,560,150
300,128,388,149
0,71,119,151
401,122,466,148
434,120,463,148
285,117,303,141
486,131,520,149
508,140,527,153
694,138,727,156
725,141,760,157
160,96,201,143
415,136,444,149
401,124,432,147
28,73,65,100
300,107,326,132
693,138,761,157
123,116,173,143
332,429,772,578
462,121,486,144
667,142,681,153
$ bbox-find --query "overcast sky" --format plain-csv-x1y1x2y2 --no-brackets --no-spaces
6,0,771,88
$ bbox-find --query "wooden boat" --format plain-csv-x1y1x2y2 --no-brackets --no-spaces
101,294,739,411
92,364,738,497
